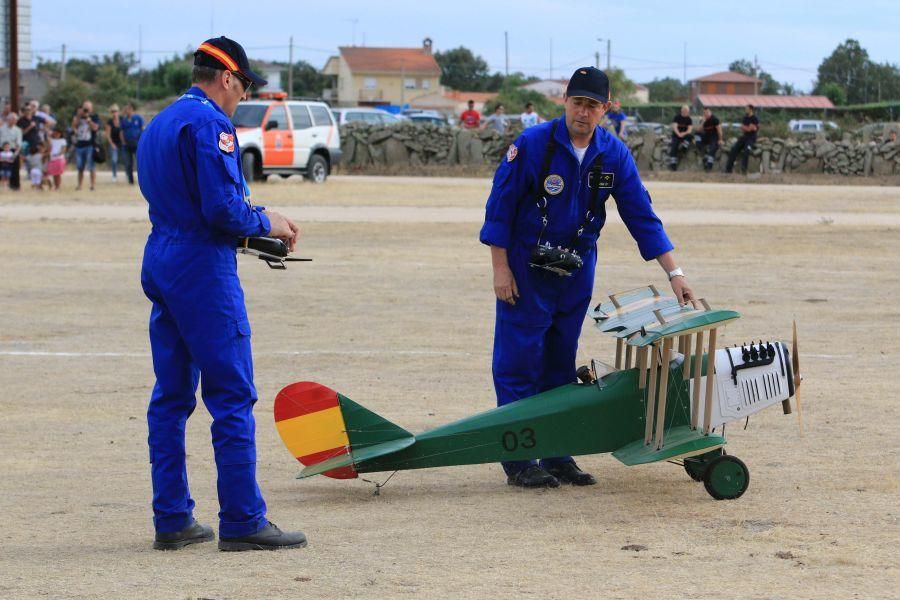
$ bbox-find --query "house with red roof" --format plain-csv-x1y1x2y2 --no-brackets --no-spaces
322,39,442,107
689,70,834,111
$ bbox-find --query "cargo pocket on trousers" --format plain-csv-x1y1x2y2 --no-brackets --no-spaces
236,319,252,337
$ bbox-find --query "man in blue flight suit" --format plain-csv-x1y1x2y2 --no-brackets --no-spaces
139,37,307,550
480,67,697,488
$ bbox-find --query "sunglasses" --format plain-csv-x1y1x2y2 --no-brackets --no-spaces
231,71,252,93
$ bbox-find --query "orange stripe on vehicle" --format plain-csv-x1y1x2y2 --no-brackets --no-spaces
275,406,349,459
198,43,239,71
274,381,340,422
326,125,335,146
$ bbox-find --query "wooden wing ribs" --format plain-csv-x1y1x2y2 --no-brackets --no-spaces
590,285,741,448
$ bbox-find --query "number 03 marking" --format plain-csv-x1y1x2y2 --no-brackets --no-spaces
501,427,537,451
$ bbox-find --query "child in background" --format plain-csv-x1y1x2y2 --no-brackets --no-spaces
0,142,14,189
47,128,67,190
25,143,45,190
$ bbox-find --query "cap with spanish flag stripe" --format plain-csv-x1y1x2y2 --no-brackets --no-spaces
194,36,268,88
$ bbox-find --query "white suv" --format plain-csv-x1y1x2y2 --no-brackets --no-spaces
232,98,342,183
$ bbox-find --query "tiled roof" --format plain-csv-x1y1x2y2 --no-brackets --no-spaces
697,94,835,109
339,46,441,75
443,90,498,103
692,71,761,84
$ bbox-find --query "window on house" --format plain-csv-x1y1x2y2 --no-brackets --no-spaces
405,78,416,89
364,78,377,89
422,79,431,90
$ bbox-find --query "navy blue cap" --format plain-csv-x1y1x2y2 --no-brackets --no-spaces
194,36,268,88
566,67,610,103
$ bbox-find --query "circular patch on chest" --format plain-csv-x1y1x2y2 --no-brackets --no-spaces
543,174,565,195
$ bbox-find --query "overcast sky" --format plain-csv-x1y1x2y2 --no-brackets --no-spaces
31,0,899,93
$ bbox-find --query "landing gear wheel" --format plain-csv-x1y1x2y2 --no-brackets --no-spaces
683,448,723,482
703,455,749,500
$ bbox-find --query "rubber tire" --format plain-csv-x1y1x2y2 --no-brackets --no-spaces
684,448,723,482
684,459,706,482
703,455,749,500
241,152,257,183
306,154,328,183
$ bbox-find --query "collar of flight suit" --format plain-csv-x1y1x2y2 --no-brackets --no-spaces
551,117,607,174
184,86,229,120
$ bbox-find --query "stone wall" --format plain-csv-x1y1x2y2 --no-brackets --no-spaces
339,122,900,177
629,131,900,176
340,122,518,168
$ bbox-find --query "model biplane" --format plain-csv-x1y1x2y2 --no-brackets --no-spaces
274,284,803,500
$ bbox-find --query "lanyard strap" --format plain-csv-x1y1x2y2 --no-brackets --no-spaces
534,133,606,250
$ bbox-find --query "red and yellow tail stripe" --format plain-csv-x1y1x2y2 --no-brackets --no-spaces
274,382,357,479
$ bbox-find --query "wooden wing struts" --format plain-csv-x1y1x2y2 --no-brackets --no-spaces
590,285,740,458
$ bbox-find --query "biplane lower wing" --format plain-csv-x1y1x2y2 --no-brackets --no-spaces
612,425,725,466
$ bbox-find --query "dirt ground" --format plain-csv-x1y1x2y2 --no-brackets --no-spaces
0,174,898,599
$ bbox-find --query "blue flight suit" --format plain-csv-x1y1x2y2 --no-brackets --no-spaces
479,118,674,475
138,87,271,536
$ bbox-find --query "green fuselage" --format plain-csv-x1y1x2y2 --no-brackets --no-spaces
357,362,699,473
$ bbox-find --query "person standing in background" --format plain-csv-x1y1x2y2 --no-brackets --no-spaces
481,104,508,134
460,99,481,129
606,101,626,139
0,112,22,190
106,104,124,183
72,101,100,191
520,102,540,129
121,102,145,185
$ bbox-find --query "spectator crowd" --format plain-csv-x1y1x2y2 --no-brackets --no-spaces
0,98,143,191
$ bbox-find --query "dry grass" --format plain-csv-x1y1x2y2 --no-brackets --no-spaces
0,176,898,599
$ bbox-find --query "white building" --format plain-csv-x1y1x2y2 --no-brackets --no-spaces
0,0,32,70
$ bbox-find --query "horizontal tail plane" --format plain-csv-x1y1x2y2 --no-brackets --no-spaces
274,381,415,479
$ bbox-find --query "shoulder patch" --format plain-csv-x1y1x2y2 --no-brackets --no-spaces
506,144,518,162
218,132,235,153
543,174,565,195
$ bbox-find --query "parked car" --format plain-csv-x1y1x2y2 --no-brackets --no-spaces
231,98,341,183
331,107,405,126
788,119,839,133
404,110,449,126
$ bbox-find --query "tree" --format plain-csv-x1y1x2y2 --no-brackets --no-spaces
606,67,637,102
279,60,329,98
814,39,870,105
819,81,847,107
728,59,780,94
42,78,90,122
434,46,491,91
644,77,687,102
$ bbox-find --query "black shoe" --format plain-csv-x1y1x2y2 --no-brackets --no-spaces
507,465,560,488
153,519,215,551
545,461,597,486
218,521,307,552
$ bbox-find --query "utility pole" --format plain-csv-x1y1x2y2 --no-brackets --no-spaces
60,44,67,83
136,25,142,102
549,38,553,79
9,0,19,110
597,38,611,70
595,51,600,69
288,35,294,98
504,31,508,77
754,54,760,94
682,42,687,85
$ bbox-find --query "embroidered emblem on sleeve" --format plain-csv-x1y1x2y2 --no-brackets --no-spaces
506,144,518,162
218,132,235,153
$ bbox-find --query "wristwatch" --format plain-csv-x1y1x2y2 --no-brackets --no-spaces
668,267,684,281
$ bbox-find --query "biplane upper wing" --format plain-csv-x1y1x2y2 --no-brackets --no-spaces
590,284,740,346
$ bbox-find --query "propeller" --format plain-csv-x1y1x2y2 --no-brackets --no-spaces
792,320,803,436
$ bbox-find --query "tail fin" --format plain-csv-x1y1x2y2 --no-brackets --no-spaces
274,382,414,479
